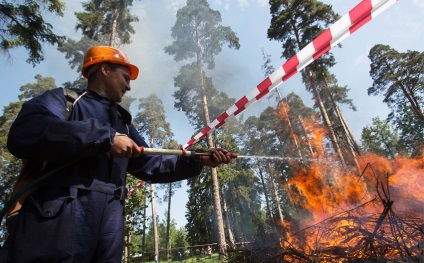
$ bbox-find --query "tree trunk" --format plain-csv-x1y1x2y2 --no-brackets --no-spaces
275,88,303,159
290,18,345,164
208,144,226,259
297,116,316,157
165,183,172,260
266,161,284,223
109,9,119,47
256,161,273,220
220,184,235,249
339,113,361,155
306,68,345,164
382,60,424,122
142,190,147,263
124,231,131,262
150,184,159,260
229,188,241,241
195,21,227,259
279,100,303,159
323,79,361,174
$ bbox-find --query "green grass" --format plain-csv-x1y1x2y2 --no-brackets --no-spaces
139,253,223,263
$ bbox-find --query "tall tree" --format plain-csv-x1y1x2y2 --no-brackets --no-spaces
164,0,239,257
360,117,405,158
0,0,66,65
124,175,147,262
368,45,424,123
267,0,346,164
59,0,139,88
185,168,212,246
242,110,286,224
261,49,303,159
368,45,424,156
314,69,361,172
242,116,274,222
283,92,318,158
134,94,173,147
161,139,182,261
212,117,261,247
175,66,235,251
133,94,174,261
74,0,139,47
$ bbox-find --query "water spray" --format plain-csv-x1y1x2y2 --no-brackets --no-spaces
237,155,304,161
237,155,346,166
138,149,332,164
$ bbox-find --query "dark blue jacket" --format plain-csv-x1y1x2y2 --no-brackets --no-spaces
7,88,203,188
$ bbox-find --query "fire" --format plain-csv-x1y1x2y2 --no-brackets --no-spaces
275,111,424,261
278,101,290,122
387,153,424,216
294,114,326,159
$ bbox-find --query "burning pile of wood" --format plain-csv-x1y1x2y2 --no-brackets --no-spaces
238,158,424,262
240,197,423,262
278,198,424,262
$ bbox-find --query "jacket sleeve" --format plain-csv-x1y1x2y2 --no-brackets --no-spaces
7,89,114,162
126,125,204,183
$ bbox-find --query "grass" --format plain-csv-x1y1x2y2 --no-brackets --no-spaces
139,253,222,263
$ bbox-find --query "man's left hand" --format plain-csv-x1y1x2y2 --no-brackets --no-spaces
199,148,237,168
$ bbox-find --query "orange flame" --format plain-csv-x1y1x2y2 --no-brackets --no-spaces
297,116,326,158
276,108,423,261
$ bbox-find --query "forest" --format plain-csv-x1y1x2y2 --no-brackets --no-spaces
0,0,423,262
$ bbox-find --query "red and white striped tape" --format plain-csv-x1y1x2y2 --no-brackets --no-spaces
182,0,397,150
127,0,397,197
127,181,145,196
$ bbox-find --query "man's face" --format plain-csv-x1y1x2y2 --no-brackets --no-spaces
103,63,131,103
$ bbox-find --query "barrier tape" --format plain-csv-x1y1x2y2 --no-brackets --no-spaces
127,181,145,196
182,0,397,150
127,0,397,197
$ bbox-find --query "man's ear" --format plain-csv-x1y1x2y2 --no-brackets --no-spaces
100,63,110,77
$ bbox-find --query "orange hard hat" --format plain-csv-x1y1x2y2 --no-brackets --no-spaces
82,46,139,80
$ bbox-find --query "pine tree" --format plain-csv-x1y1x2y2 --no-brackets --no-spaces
133,94,174,260
368,45,424,156
267,0,347,163
0,0,66,65
164,0,239,257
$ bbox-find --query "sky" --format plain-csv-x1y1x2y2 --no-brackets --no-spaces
1,0,423,229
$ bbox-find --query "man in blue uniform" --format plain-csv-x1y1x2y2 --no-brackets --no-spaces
1,46,235,262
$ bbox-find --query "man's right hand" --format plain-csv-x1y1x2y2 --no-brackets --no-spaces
110,132,142,158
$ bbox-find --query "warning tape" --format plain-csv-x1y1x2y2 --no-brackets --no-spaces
182,0,397,150
127,180,145,196
127,0,397,197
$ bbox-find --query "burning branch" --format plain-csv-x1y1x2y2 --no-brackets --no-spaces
240,156,424,262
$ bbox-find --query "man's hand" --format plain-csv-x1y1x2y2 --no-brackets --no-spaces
110,133,142,158
199,148,237,168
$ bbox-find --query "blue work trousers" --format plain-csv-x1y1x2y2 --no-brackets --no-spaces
1,186,125,262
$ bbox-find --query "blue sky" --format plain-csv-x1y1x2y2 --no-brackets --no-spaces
1,0,423,229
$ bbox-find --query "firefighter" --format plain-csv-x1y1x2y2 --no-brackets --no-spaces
1,46,235,262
